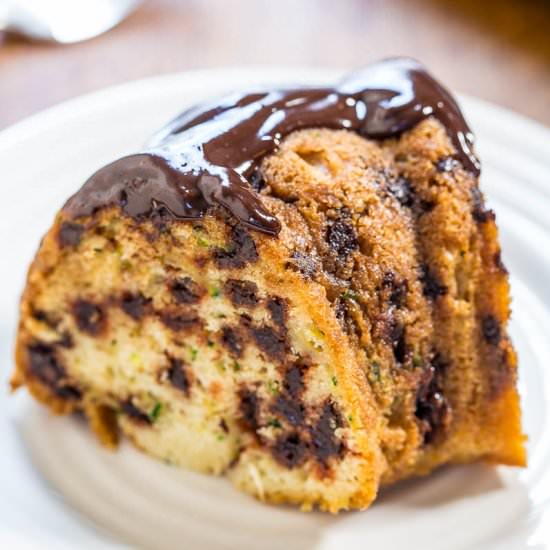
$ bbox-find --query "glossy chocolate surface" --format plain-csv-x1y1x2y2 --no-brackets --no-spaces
64,58,478,235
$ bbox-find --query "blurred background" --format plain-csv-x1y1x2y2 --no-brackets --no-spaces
1,0,549,129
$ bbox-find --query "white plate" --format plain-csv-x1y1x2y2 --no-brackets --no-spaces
1,67,550,550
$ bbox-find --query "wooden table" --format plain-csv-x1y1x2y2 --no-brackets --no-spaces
1,0,550,129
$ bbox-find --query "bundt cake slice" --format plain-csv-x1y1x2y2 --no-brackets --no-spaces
11,58,525,512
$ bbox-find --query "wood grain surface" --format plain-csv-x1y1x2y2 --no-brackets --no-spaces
1,0,549,129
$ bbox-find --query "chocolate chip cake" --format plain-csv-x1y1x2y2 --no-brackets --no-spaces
11,58,526,512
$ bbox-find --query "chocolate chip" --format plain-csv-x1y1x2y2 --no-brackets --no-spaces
388,177,414,207
309,401,344,465
121,399,151,424
220,326,244,358
482,315,501,345
382,272,408,308
267,296,287,329
391,323,408,364
334,296,359,337
57,332,74,348
272,432,307,468
58,222,84,248
161,311,200,331
31,309,50,323
31,308,58,329
269,361,308,426
326,219,358,258
335,297,347,326
416,199,436,214
56,385,82,400
471,187,495,223
272,396,305,426
415,359,450,444
252,325,287,360
169,277,203,304
435,156,457,173
120,292,151,320
420,265,448,300
283,362,306,397
381,315,408,363
238,388,260,432
382,271,396,287
73,300,105,335
224,279,259,307
214,225,258,269
166,356,190,394
239,313,253,329
219,418,229,433
27,343,81,400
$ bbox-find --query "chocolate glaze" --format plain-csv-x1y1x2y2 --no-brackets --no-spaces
64,58,479,236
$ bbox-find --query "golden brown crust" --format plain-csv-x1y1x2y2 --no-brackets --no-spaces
261,121,525,481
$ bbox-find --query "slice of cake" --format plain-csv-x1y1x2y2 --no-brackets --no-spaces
11,58,525,512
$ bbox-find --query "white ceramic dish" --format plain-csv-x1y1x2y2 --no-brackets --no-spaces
1,67,549,550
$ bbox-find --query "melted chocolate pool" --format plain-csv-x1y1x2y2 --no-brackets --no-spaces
64,58,479,236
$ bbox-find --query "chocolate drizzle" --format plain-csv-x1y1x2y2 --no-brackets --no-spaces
64,58,479,236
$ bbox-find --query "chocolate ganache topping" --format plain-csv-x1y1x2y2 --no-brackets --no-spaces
64,57,479,236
